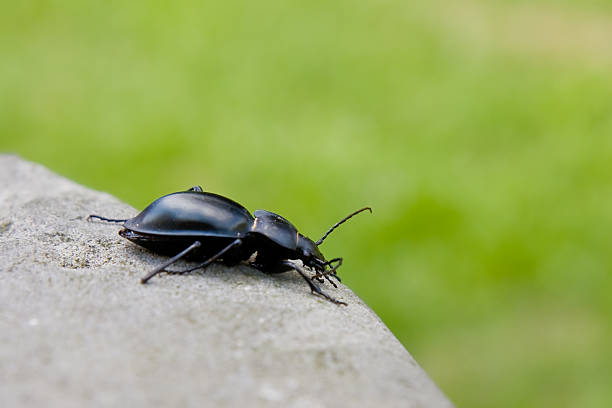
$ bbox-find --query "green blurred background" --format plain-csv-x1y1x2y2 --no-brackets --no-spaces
2,0,611,406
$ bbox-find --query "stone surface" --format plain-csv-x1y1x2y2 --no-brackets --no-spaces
0,155,454,408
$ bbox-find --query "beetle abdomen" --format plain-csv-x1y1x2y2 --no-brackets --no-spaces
124,192,254,237
119,229,247,261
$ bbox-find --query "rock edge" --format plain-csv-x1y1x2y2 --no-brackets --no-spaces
0,155,453,408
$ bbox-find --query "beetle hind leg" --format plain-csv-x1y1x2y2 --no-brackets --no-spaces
140,241,203,284
152,238,243,280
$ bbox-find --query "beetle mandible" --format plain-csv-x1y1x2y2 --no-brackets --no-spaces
88,186,371,305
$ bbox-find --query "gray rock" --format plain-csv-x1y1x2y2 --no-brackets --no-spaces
0,155,454,408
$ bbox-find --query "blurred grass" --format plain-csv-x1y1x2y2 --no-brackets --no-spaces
2,0,611,406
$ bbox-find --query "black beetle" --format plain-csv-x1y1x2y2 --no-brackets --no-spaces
88,186,370,305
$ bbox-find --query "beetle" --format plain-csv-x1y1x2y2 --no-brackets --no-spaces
88,186,370,305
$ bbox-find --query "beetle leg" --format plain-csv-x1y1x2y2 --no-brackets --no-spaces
328,266,342,285
282,260,347,306
323,274,338,288
314,275,337,288
311,269,338,288
311,258,343,287
140,241,202,284
87,214,128,224
162,238,243,277
325,258,343,274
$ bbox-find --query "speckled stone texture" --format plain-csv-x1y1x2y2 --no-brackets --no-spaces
0,155,453,408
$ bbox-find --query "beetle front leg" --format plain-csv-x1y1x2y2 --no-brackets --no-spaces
281,260,347,306
311,258,343,287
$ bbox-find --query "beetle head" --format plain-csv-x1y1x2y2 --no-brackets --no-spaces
296,233,326,270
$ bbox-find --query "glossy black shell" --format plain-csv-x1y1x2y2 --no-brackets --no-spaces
124,191,254,238
252,210,299,250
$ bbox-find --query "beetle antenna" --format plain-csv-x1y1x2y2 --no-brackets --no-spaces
315,207,372,246
87,215,128,224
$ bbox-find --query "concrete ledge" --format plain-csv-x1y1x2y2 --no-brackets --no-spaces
0,155,453,407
